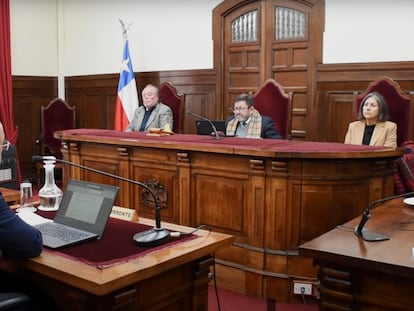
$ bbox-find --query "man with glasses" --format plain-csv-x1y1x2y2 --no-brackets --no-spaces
226,93,282,139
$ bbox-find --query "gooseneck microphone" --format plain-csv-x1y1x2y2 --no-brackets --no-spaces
354,191,414,242
187,110,223,140
32,155,170,247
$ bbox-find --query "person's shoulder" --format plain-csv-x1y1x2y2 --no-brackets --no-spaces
384,120,397,128
261,115,274,124
158,102,172,111
376,121,397,129
348,120,363,127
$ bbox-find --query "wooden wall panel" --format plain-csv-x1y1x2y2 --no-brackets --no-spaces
65,74,118,130
214,0,324,142
11,62,414,182
12,76,57,176
139,69,218,130
312,62,414,143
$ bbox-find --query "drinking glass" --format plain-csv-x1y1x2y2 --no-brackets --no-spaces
17,182,36,213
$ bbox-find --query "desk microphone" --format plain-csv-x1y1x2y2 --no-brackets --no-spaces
354,191,414,241
32,155,171,247
187,110,223,140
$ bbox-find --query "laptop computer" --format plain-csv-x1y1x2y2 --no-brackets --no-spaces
35,179,119,249
195,120,226,135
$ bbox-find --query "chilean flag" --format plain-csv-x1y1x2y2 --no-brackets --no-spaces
114,40,139,130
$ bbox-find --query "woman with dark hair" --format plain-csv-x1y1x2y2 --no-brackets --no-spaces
344,91,397,148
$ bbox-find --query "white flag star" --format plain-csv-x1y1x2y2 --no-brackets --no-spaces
120,58,131,73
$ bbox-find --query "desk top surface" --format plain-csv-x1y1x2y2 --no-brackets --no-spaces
1,217,233,296
0,187,20,203
60,129,403,159
299,198,414,274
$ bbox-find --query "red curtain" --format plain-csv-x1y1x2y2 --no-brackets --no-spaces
0,0,21,184
0,0,18,143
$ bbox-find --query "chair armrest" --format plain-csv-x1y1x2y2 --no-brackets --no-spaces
0,292,32,310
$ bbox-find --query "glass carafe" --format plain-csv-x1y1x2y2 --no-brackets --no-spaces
37,157,63,211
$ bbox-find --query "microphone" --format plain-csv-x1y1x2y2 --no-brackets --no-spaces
32,155,171,247
187,110,223,140
354,191,414,241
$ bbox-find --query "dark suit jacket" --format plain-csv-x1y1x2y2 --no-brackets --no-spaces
225,115,282,139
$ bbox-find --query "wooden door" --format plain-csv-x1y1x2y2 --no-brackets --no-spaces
213,0,324,140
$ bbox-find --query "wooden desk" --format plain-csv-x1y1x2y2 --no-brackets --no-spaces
59,129,403,301
0,217,233,311
0,186,20,204
299,199,414,310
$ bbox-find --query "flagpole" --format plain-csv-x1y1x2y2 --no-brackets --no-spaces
119,19,132,41
114,20,139,131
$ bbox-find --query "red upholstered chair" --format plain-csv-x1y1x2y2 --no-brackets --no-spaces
35,98,76,184
159,82,185,133
253,79,292,139
354,76,411,147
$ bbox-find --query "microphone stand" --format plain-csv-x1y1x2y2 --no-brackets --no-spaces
187,110,223,140
354,191,414,242
33,155,170,247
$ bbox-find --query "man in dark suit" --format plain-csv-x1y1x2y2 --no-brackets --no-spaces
225,93,282,139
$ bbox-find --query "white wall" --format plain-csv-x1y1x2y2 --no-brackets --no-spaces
323,0,414,64
10,0,58,76
10,0,221,76
10,0,414,77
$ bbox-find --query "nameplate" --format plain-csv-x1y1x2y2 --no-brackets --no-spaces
110,206,138,222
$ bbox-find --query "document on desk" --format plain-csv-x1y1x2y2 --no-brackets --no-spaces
18,211,52,226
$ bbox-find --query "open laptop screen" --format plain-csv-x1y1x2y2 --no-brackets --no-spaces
54,179,119,237
195,120,226,135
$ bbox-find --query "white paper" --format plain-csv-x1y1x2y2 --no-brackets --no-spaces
17,211,52,226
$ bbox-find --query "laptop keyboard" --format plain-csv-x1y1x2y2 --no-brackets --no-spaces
37,222,90,242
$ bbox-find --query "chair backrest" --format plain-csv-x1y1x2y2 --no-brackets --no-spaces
253,79,292,139
354,76,411,147
40,98,76,157
159,82,185,133
0,144,18,189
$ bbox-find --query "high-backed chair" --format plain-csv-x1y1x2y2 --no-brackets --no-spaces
35,98,76,185
159,82,185,133
0,144,18,190
354,76,412,147
253,79,292,139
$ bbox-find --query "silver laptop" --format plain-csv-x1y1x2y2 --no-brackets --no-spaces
36,179,119,249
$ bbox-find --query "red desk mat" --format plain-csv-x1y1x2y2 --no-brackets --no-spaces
38,212,196,269
62,128,392,153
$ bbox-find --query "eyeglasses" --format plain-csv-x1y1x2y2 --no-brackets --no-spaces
233,107,249,112
1,140,10,152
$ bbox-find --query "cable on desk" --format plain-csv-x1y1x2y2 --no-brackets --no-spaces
170,224,212,237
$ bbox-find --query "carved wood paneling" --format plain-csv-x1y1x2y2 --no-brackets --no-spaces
314,62,414,143
12,76,57,175
60,132,401,302
11,62,414,185
214,0,324,141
